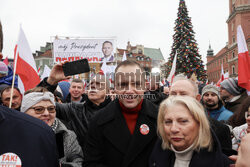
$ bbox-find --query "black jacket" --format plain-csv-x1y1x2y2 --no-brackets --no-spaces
224,92,248,113
144,89,168,106
149,130,230,167
0,105,59,167
65,93,88,103
56,97,111,148
83,99,158,167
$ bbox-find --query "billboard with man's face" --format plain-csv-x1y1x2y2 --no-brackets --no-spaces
53,38,116,63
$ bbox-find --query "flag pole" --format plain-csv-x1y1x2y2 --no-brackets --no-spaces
9,45,19,108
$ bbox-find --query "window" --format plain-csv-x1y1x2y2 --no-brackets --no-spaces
232,51,235,58
138,49,142,54
232,36,235,43
232,65,235,74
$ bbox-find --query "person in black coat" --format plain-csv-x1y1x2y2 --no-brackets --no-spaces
83,60,158,167
149,96,230,167
0,105,59,167
38,64,111,148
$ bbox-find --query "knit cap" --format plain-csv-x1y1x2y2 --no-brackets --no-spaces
0,61,8,76
220,78,242,96
202,84,219,97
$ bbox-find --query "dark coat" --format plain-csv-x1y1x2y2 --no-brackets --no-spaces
56,97,111,148
224,92,248,113
149,130,230,167
0,105,59,167
207,117,236,156
83,99,158,167
65,93,88,103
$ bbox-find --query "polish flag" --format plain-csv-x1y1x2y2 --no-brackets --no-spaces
237,25,250,91
14,27,40,93
122,50,127,61
167,53,177,86
220,63,224,81
3,56,9,65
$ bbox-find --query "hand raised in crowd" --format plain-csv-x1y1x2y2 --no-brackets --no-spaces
47,62,71,85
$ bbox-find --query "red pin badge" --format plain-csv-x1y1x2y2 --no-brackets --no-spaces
0,152,22,167
140,124,150,135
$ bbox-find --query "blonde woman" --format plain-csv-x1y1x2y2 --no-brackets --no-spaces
149,96,230,167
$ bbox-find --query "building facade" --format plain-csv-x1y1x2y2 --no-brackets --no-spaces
206,0,250,83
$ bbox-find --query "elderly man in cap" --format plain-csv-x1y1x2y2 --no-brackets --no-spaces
202,84,233,121
220,78,248,113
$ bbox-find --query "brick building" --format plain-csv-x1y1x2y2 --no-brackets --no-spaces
207,0,250,83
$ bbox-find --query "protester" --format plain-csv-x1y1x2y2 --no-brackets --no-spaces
234,134,250,167
220,78,248,113
228,96,250,128
66,79,87,103
0,86,22,110
0,64,18,88
145,74,168,105
84,60,158,167
201,84,233,121
231,97,250,150
169,77,234,156
21,87,83,167
38,63,111,148
0,105,59,167
149,96,230,167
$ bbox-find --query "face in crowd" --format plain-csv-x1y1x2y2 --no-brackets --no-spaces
1,88,22,110
169,79,201,101
102,42,113,58
202,91,219,108
164,102,199,151
115,64,146,109
219,87,232,101
26,100,56,126
158,96,211,152
87,74,107,105
69,81,85,101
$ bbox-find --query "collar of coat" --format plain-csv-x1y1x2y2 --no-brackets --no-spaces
97,98,158,126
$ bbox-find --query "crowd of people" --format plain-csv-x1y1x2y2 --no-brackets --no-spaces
0,58,249,167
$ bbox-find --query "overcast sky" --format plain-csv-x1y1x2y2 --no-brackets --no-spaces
0,0,229,64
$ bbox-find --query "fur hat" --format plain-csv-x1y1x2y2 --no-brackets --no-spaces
202,84,219,98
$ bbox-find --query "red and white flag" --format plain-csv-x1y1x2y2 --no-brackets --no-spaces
237,25,250,91
167,53,177,86
14,27,40,93
3,56,9,65
122,50,127,61
220,63,224,81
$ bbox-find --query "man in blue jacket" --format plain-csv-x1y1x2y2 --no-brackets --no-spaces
201,84,233,121
0,105,59,167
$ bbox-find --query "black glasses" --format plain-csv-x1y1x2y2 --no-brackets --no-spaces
30,106,56,114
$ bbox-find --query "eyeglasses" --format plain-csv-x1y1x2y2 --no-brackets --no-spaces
30,106,56,114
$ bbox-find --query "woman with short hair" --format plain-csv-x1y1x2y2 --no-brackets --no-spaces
21,87,83,167
149,96,230,167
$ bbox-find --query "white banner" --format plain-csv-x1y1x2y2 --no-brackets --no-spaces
53,38,116,63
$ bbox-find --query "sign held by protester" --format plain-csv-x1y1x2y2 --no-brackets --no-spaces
53,38,116,63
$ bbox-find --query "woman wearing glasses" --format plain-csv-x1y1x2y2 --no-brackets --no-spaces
21,87,83,167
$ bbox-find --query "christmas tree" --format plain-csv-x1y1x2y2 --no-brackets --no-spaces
165,0,207,82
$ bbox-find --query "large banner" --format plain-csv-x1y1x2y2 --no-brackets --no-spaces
53,38,116,63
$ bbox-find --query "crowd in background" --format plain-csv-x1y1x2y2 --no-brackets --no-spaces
0,59,249,167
